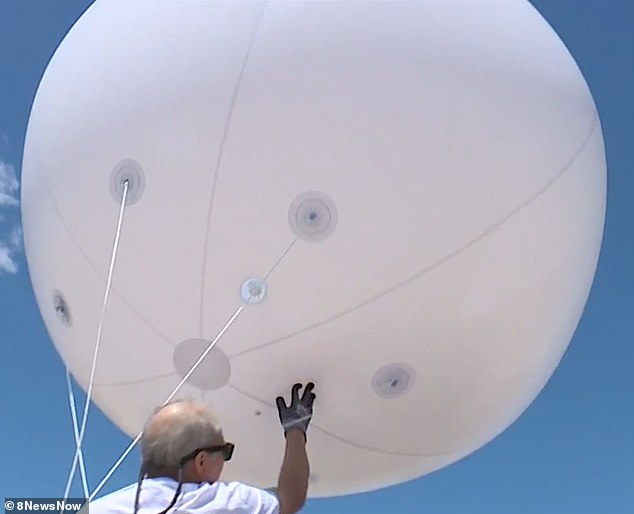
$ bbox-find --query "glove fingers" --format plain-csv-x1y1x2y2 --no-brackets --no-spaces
275,396,287,411
291,383,302,403
301,382,316,404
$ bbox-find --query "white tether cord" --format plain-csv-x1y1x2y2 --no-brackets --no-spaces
88,304,246,500
64,180,130,499
64,368,90,498
89,236,298,499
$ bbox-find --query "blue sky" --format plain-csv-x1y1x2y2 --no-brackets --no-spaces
0,1,632,512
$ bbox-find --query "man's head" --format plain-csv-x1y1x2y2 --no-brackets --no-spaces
140,399,230,483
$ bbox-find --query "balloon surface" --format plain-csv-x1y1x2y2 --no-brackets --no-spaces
21,0,606,497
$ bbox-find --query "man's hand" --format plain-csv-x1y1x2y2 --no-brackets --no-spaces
273,383,316,512
275,382,316,438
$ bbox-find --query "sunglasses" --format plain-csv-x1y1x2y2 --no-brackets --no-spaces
179,442,235,467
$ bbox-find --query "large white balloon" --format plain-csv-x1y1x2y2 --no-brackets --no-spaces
21,0,605,497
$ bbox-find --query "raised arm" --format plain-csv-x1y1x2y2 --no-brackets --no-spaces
273,382,316,514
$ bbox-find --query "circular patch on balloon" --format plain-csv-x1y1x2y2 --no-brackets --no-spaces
288,191,337,242
240,277,267,304
172,338,231,391
371,363,415,398
110,159,145,206
53,290,72,328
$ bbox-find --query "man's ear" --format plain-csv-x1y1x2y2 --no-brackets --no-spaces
193,451,206,469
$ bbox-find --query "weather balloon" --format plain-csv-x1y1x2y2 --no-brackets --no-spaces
21,0,605,497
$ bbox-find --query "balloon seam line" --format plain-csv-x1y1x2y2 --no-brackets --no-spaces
225,383,451,458
94,371,178,388
37,159,176,351
198,1,269,338
228,114,600,359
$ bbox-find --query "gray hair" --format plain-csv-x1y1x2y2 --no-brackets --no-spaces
140,398,223,476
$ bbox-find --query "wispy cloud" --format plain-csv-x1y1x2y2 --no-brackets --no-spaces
0,245,18,274
0,159,22,275
0,161,18,205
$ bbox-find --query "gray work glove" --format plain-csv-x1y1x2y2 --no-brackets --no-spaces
275,382,316,439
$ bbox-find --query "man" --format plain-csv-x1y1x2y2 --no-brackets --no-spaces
89,382,316,514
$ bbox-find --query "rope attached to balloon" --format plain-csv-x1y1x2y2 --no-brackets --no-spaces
87,236,298,501
59,6,287,495
87,304,246,500
63,180,130,499
64,369,90,498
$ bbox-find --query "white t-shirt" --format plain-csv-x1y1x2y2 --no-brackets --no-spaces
89,477,280,514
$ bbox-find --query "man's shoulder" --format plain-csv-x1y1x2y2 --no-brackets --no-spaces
180,481,279,514
218,481,280,510
86,483,139,514
88,479,279,514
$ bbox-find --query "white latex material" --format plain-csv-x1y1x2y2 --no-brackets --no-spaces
21,0,606,497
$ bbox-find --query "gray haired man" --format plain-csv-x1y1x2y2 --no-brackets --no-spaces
89,382,316,514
